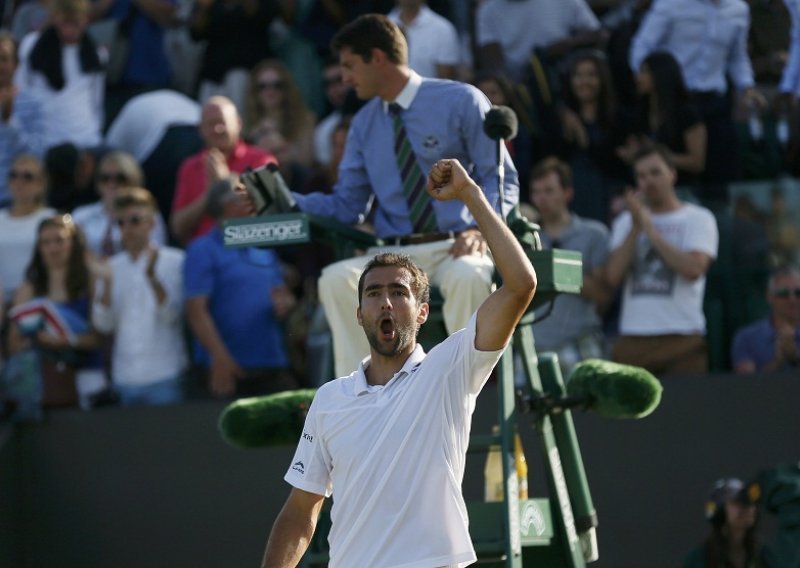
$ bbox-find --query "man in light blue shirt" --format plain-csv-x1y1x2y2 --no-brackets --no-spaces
0,32,44,208
629,0,763,200
292,13,519,377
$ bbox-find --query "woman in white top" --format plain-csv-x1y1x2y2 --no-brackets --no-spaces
71,150,167,257
0,154,56,300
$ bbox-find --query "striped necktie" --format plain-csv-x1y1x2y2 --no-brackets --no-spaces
388,103,437,234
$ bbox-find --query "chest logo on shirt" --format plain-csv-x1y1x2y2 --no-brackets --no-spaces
302,431,313,443
422,135,439,150
292,460,305,475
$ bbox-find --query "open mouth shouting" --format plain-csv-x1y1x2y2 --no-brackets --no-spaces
379,315,396,342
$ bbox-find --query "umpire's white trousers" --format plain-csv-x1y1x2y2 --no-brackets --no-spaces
318,239,494,378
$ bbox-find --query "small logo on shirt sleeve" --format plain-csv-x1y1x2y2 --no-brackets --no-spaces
292,460,305,475
302,430,313,443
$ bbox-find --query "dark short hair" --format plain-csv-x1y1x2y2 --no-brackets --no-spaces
332,14,408,65
768,264,800,291
632,143,676,171
112,187,157,213
531,156,573,189
358,252,429,306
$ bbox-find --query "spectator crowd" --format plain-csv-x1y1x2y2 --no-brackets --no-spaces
1,0,799,420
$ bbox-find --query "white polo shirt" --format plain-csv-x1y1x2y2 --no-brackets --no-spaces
285,314,503,568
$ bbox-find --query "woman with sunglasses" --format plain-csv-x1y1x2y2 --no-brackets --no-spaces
70,150,167,258
731,265,800,374
0,154,56,302
5,215,103,416
244,59,316,170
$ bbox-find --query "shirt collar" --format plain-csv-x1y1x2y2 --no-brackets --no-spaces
384,71,422,114
353,343,427,395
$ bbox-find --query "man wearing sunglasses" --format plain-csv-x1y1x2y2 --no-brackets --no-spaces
732,265,800,374
92,187,188,406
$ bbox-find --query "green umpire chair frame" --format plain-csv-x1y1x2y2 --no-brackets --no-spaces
224,210,593,567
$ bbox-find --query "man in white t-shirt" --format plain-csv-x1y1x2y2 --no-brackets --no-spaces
606,144,719,375
261,159,537,568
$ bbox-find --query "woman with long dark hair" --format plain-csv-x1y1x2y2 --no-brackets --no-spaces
684,478,773,568
559,50,629,224
619,51,707,186
6,215,103,414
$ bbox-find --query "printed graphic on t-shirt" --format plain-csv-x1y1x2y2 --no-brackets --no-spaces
631,242,675,295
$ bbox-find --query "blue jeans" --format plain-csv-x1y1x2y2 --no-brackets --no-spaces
115,376,183,407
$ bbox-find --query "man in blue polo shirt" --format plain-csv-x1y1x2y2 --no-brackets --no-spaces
184,177,298,399
292,13,519,378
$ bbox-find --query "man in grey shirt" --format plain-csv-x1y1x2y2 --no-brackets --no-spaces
529,157,611,375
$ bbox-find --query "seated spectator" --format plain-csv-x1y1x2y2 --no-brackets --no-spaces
72,150,166,257
92,188,187,406
184,177,297,399
244,59,316,169
189,0,277,116
313,54,352,169
104,89,202,224
731,265,800,374
387,0,461,79
14,0,105,152
475,0,606,82
683,478,771,568
0,31,45,209
559,49,630,224
617,51,706,189
0,154,56,301
5,215,103,417
529,157,611,376
170,96,275,245
605,144,718,376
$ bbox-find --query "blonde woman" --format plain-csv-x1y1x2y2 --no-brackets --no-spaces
0,154,55,300
245,59,317,169
71,150,167,257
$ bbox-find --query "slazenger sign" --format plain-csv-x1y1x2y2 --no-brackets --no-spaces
223,216,310,248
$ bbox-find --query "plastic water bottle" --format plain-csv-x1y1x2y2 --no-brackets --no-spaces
514,428,529,500
484,425,504,502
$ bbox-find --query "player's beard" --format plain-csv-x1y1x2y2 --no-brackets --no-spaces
364,315,418,357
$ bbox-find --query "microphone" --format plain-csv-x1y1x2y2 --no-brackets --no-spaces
218,389,316,449
483,105,518,141
566,359,663,419
483,105,518,223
